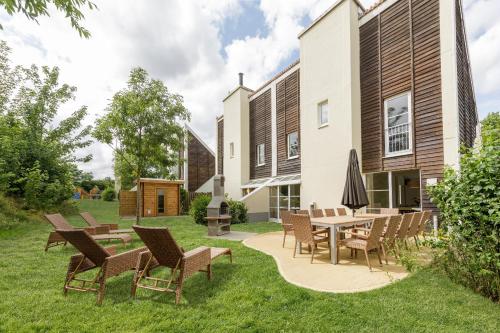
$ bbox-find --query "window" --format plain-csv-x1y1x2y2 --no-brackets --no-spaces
318,100,328,127
269,184,300,220
384,92,412,156
229,142,234,158
365,172,389,213
256,144,265,166
157,189,165,214
287,132,299,159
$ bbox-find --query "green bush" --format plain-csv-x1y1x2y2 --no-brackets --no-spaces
189,194,211,225
101,188,116,201
428,112,499,302
180,188,189,215
227,199,248,224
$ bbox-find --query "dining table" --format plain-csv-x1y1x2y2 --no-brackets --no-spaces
309,215,375,264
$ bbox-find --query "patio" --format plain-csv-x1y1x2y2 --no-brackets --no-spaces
244,231,431,293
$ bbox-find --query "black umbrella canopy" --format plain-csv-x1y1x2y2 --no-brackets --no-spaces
341,149,369,214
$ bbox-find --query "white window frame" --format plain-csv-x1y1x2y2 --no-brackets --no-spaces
229,142,234,158
318,100,329,128
384,92,412,157
256,143,265,166
287,132,299,159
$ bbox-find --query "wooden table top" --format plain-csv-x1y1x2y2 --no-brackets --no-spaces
355,213,397,218
310,215,373,226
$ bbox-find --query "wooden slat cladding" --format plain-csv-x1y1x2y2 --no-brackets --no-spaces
276,69,301,176
360,0,444,213
187,133,215,192
455,0,477,148
249,89,272,179
217,119,223,174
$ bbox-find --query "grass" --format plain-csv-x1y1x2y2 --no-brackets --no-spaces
0,200,498,332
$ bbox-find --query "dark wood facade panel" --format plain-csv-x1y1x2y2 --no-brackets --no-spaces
360,0,444,214
187,132,215,192
455,0,477,148
249,89,272,179
217,119,224,174
276,69,301,176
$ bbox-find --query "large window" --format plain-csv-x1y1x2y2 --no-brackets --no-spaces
365,172,389,213
318,100,328,127
385,92,412,156
269,184,300,220
287,132,299,159
256,143,265,166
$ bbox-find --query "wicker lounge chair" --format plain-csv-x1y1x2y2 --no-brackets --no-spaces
337,217,386,271
44,213,132,251
416,210,432,241
290,214,330,263
80,212,133,234
337,208,347,216
406,212,423,249
324,209,336,217
57,229,146,304
280,210,294,248
131,225,232,304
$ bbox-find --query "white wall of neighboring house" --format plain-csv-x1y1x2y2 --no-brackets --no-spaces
222,87,252,200
440,0,460,170
299,0,362,210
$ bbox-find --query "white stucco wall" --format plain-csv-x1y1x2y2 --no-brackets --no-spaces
440,0,460,169
222,87,252,200
299,0,362,210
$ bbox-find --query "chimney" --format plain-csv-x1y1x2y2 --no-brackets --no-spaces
238,73,244,86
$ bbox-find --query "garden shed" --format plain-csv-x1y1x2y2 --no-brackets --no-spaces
119,178,183,217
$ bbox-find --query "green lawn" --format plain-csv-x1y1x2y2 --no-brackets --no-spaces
0,200,498,332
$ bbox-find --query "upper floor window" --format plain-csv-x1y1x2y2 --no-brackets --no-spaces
318,100,328,127
384,92,412,156
287,132,299,159
229,142,234,158
256,143,265,166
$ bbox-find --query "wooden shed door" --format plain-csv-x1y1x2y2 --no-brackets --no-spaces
156,187,178,216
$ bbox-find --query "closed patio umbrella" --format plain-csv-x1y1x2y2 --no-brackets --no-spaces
341,149,369,216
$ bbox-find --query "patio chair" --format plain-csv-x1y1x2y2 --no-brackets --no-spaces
131,225,232,304
380,215,402,263
290,214,330,263
44,213,132,251
394,213,413,252
296,209,309,215
280,210,294,248
80,212,134,234
416,210,432,241
57,229,146,304
311,209,324,218
337,217,386,271
380,208,399,215
324,209,336,217
337,208,347,216
406,212,423,249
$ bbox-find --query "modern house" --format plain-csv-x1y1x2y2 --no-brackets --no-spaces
216,0,477,222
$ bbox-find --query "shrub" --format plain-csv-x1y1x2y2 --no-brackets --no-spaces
101,188,116,201
427,112,499,302
227,199,248,224
189,194,211,225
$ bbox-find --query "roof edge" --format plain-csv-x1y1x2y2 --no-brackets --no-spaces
222,85,254,102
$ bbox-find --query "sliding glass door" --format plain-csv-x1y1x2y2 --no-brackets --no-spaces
269,184,300,220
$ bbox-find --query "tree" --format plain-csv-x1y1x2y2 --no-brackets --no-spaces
94,67,190,223
0,41,92,209
0,0,97,38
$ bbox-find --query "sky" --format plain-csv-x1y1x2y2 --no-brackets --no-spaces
0,0,498,178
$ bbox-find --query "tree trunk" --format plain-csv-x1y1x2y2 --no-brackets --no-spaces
136,176,141,224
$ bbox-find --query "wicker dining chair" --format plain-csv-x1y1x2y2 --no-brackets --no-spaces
44,213,132,251
416,210,432,241
337,208,347,216
406,212,423,249
311,209,324,218
380,208,400,215
290,214,330,263
394,213,413,252
57,229,146,305
337,217,386,271
80,212,134,234
280,210,294,248
296,209,309,215
380,215,402,262
131,225,232,304
324,209,336,217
